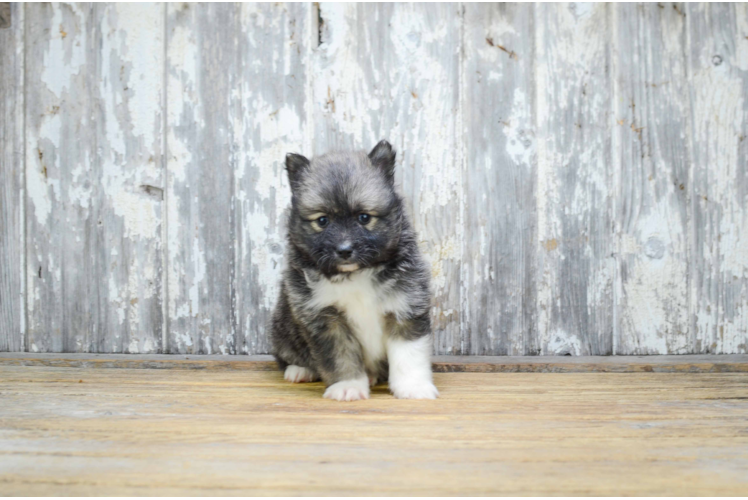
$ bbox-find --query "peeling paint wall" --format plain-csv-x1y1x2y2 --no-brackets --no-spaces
24,3,165,354
1,3,746,355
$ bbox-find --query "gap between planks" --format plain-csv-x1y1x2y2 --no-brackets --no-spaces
0,353,746,373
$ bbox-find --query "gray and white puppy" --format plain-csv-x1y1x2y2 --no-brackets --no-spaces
270,140,438,401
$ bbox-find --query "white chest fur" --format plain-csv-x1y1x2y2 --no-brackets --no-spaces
306,269,408,371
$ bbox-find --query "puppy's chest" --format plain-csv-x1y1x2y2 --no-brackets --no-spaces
308,271,407,365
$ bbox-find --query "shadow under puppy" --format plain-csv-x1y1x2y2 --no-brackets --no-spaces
270,140,439,401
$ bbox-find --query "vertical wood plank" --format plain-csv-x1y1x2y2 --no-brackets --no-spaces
613,3,691,354
166,3,310,354
534,3,615,355
688,3,748,354
25,3,165,353
234,4,311,354
461,4,536,355
313,3,463,354
166,3,239,354
0,3,24,351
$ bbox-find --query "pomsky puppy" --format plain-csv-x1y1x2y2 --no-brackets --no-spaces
270,140,438,401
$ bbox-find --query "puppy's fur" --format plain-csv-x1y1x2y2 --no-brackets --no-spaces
270,140,438,401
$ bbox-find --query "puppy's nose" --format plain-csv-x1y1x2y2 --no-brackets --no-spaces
336,243,353,259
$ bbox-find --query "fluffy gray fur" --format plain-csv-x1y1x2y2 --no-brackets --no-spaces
270,140,436,400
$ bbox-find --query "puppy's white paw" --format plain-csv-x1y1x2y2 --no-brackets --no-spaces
390,380,439,400
323,378,370,401
284,365,319,383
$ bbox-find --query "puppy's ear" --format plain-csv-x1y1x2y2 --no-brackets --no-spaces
368,140,396,181
285,153,310,190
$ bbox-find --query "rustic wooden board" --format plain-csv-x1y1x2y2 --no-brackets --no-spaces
25,3,165,353
1,352,747,374
687,3,748,354
232,3,312,355
165,3,241,355
0,3,23,352
1,366,747,495
534,4,615,355
312,3,464,354
614,3,691,354
462,4,536,355
165,3,311,355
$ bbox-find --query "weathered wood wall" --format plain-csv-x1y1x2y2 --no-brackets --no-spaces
0,2,24,353
1,3,746,355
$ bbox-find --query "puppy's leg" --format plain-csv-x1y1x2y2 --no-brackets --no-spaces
283,365,320,383
387,316,438,399
306,310,369,401
320,332,368,401
272,285,318,381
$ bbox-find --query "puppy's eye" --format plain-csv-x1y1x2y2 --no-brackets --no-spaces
357,213,371,225
317,216,329,228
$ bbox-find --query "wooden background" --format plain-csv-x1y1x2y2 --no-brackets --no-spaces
1,3,747,356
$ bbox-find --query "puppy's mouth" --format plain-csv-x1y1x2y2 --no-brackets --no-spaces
336,263,360,273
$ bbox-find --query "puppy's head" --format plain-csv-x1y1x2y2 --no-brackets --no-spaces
285,140,403,276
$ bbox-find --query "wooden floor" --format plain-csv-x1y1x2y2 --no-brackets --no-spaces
1,362,747,495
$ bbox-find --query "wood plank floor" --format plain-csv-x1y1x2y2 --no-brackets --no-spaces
1,365,747,496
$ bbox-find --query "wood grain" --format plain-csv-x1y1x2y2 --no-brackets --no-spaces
0,2,23,352
165,3,311,355
165,3,241,355
312,3,464,354
233,3,312,355
614,3,691,354
24,4,165,353
0,365,746,495
535,4,615,356
462,4,536,355
687,3,748,354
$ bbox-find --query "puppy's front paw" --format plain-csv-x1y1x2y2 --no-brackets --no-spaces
284,365,319,383
390,380,439,400
323,378,370,401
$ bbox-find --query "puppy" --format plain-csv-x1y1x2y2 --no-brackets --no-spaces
270,140,438,401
